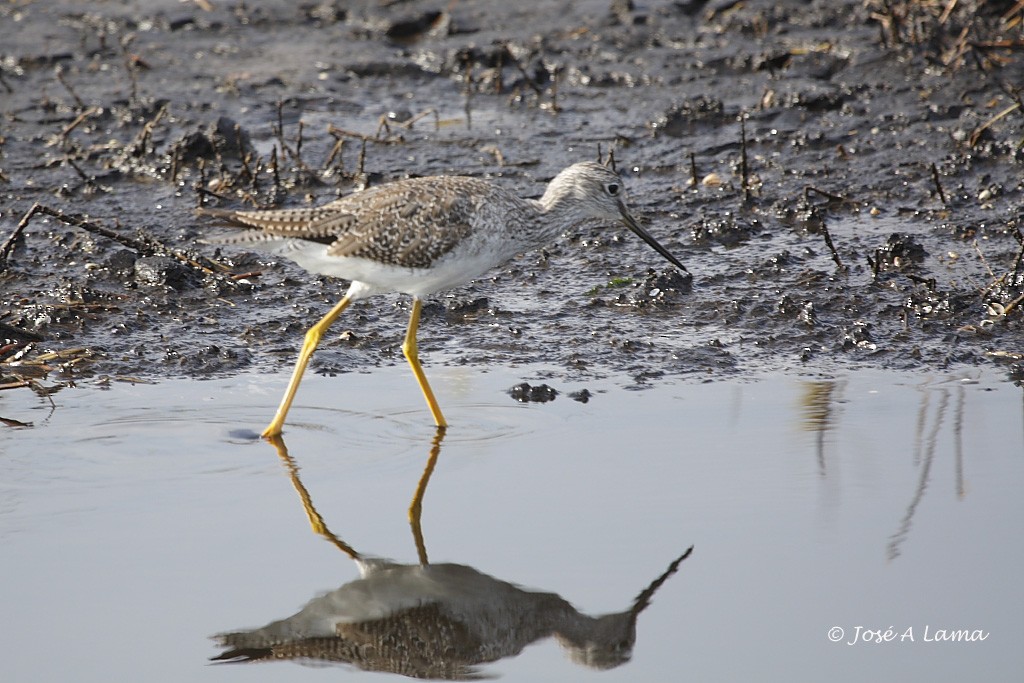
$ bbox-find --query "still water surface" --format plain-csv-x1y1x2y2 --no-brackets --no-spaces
1,367,1022,681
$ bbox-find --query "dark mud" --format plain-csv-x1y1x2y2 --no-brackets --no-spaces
2,0,1023,399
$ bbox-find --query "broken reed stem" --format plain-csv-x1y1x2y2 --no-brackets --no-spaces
269,146,282,201
235,123,258,190
0,208,36,265
866,249,880,278
119,35,140,106
689,151,698,187
739,113,750,202
463,56,474,129
60,106,100,139
510,54,544,97
54,66,86,110
294,119,306,183
930,162,948,204
63,155,103,192
274,99,286,151
495,48,505,94
999,291,1024,318
393,108,437,131
195,158,208,207
10,203,236,286
269,103,316,182
819,217,844,270
969,102,1020,147
373,116,392,140
549,64,561,112
326,123,403,145
801,185,847,271
595,143,615,168
137,104,167,152
1010,229,1024,283
323,136,345,172
245,151,262,195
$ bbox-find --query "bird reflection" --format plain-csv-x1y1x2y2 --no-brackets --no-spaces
211,430,693,679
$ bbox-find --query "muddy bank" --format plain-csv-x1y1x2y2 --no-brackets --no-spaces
1,0,1022,400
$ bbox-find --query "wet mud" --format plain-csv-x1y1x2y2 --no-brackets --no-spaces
1,0,1023,400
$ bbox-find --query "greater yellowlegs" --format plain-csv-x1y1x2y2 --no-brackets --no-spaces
199,161,688,437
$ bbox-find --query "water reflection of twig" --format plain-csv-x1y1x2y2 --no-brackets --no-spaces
954,383,965,499
913,384,931,466
803,376,973,560
887,385,957,560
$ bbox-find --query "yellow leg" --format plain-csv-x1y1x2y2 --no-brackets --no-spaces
403,298,448,428
265,433,361,559
409,426,446,566
262,296,352,438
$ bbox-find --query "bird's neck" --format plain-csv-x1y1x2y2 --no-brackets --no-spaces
551,609,637,668
524,191,588,247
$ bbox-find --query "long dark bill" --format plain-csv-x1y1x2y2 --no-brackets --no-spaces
618,203,689,273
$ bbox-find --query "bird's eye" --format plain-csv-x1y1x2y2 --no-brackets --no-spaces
606,183,620,196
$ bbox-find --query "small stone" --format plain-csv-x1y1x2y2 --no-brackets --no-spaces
568,389,592,403
508,382,558,403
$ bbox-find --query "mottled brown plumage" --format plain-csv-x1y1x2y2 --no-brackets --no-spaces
199,176,497,269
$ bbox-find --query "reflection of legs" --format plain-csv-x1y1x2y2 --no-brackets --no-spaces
265,433,360,559
262,296,352,438
402,298,448,428
409,426,445,566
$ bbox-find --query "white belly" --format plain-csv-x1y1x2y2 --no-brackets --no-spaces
273,237,519,299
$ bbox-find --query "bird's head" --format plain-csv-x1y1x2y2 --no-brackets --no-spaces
544,162,689,273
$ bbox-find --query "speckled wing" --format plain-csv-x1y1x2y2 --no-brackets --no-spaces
323,177,486,269
198,176,488,269
196,204,351,236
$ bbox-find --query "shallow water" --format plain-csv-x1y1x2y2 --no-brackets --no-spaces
1,366,1022,681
